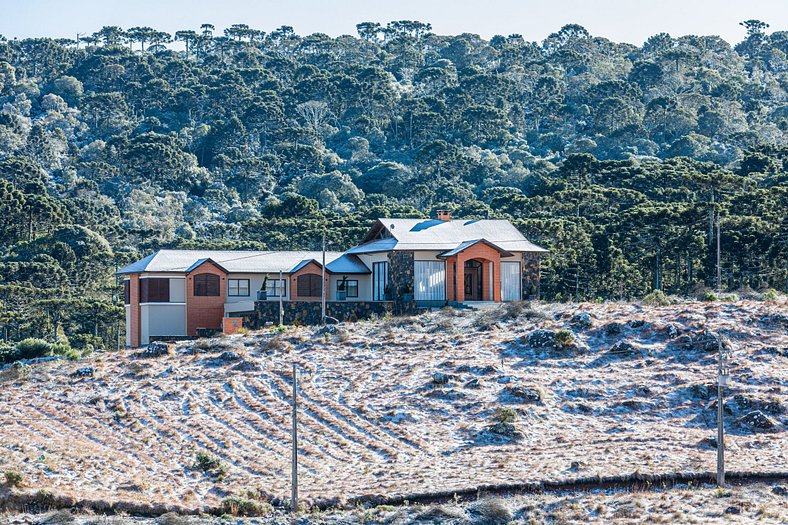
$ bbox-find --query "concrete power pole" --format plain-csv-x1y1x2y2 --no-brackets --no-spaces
321,233,326,325
716,212,722,294
279,269,284,326
716,337,729,487
291,363,299,513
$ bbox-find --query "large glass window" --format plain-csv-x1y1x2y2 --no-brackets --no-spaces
124,280,130,304
501,262,522,301
414,261,446,301
297,274,322,297
373,262,389,301
140,278,170,302
337,279,359,298
228,279,250,297
266,278,287,297
194,274,220,296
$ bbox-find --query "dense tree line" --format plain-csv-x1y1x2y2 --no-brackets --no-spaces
0,20,786,350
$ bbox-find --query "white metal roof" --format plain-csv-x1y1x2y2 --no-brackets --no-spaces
117,250,347,275
350,218,548,253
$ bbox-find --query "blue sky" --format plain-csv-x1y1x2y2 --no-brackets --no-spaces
1,0,785,45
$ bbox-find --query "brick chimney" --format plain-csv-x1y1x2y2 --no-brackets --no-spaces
436,210,451,221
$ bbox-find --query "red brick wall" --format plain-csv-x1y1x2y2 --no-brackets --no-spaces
186,261,227,336
222,317,244,335
290,261,329,301
128,274,141,347
453,243,503,303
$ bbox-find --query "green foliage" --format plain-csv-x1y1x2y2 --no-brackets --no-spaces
8,338,73,363
194,451,226,478
220,496,274,517
703,292,718,302
762,289,779,302
641,290,674,307
554,329,575,346
491,407,518,424
0,19,786,346
3,471,23,487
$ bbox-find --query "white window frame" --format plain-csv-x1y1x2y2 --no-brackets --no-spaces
228,278,250,297
266,278,287,298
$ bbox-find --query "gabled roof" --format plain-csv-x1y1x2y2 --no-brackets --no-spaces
437,239,514,258
325,254,371,274
185,258,229,274
351,218,548,253
116,250,346,275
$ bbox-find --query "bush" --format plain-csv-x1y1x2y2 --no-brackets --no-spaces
718,293,739,302
492,406,518,424
0,344,17,364
195,451,226,478
554,329,575,346
641,290,672,306
762,289,779,302
220,496,274,517
15,338,54,360
703,292,718,302
69,334,104,352
4,471,23,487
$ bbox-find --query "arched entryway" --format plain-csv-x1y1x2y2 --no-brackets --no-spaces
463,259,483,301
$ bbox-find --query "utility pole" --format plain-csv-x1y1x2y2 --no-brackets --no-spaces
291,363,299,513
716,337,729,487
716,212,722,294
279,269,284,326
321,233,326,325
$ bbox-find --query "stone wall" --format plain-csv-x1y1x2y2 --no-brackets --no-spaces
387,251,417,315
244,300,393,328
522,253,541,299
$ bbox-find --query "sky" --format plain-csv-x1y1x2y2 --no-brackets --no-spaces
0,0,785,46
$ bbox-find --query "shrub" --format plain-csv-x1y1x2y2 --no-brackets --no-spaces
194,451,226,478
641,290,672,307
554,329,575,346
15,338,54,360
0,344,17,364
762,289,779,302
4,470,23,487
220,496,274,517
492,407,518,424
69,334,104,352
703,292,718,302
719,293,739,302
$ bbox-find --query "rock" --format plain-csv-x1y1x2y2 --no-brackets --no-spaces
232,360,260,372
485,422,524,441
607,340,638,356
604,322,624,336
686,383,715,400
504,385,542,403
677,330,731,352
571,312,592,328
628,319,645,328
664,323,680,338
71,367,94,378
432,371,457,385
464,378,482,389
734,410,778,431
524,329,578,351
217,351,241,362
724,506,741,515
772,485,788,496
138,341,170,358
697,437,718,449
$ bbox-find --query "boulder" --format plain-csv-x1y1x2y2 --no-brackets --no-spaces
504,385,542,403
217,351,241,362
607,340,638,356
138,341,170,358
570,312,592,328
734,410,778,432
524,329,578,351
604,322,624,336
484,422,524,441
432,371,457,385
72,367,94,378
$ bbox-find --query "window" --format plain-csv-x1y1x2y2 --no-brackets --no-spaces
194,274,220,296
297,274,322,297
228,279,250,297
337,279,358,298
373,262,389,301
266,279,287,297
124,280,130,304
414,261,446,301
140,278,170,303
501,262,522,302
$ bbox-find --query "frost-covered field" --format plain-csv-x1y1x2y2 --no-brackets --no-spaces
0,301,786,513
3,482,788,524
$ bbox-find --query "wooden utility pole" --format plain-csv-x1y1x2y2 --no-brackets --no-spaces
321,233,326,325
291,363,299,513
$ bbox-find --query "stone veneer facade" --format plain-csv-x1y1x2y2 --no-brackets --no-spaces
387,250,418,315
242,300,393,328
522,252,541,299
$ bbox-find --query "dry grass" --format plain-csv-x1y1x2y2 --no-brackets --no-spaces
0,301,784,513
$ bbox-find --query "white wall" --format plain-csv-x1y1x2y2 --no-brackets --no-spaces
140,303,186,345
328,274,372,301
169,278,185,302
125,305,131,347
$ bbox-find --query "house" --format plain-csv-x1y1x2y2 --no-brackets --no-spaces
117,212,547,346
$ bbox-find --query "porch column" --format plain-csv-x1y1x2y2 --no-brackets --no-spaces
446,256,457,302
129,274,141,348
492,258,502,302
456,255,465,303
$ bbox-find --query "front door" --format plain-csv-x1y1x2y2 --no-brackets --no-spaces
464,260,482,301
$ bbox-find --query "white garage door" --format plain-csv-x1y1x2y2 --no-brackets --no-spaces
501,262,522,302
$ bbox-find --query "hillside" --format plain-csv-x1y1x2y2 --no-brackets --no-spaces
1,21,788,353
0,300,785,512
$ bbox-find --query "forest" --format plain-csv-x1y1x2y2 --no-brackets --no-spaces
0,19,786,353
